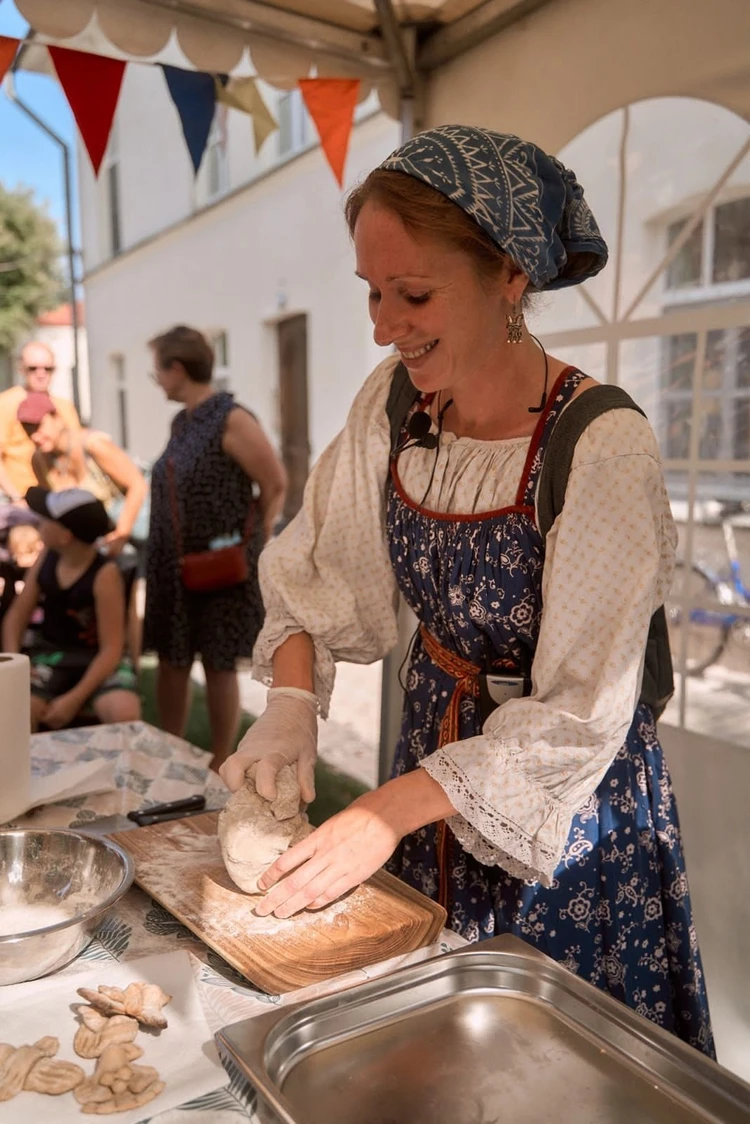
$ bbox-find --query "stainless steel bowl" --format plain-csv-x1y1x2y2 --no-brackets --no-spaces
0,828,135,986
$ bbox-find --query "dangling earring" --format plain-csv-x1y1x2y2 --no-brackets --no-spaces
506,303,524,344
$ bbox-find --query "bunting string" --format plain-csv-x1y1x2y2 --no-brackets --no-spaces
1,37,360,187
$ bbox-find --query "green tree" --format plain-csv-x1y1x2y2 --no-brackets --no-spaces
0,183,65,354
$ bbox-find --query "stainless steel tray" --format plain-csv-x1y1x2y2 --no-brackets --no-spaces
217,935,750,1123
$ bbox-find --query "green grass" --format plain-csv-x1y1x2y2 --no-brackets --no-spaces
138,659,370,826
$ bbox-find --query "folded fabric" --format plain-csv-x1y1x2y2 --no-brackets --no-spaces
24,758,117,814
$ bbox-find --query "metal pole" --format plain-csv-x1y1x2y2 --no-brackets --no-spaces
4,72,82,419
377,23,422,785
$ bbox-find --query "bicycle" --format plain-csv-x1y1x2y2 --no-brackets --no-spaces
666,499,750,675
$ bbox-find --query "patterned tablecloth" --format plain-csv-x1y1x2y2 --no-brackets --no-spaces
7,721,466,1122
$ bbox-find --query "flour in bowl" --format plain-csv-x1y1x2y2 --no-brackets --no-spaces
0,902,74,936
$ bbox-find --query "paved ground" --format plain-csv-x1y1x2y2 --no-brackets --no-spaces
665,665,750,749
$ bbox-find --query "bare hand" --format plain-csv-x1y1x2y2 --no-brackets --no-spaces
41,691,82,729
254,792,402,919
101,531,128,557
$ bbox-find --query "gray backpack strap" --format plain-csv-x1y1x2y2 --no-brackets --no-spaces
385,361,419,452
536,384,673,718
536,385,645,538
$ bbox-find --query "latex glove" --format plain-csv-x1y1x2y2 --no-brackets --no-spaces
219,687,318,802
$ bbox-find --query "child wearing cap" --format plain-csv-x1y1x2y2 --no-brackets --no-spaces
1,487,141,731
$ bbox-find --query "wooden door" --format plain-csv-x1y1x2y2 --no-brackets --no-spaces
276,314,310,523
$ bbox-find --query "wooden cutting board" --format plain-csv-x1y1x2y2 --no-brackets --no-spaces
110,811,446,994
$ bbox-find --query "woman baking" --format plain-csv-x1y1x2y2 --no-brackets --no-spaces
220,127,714,1055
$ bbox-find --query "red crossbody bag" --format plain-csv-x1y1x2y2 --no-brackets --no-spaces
167,458,256,592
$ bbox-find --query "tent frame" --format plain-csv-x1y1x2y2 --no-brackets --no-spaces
137,0,553,76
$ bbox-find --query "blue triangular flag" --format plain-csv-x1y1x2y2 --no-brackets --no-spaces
161,65,216,174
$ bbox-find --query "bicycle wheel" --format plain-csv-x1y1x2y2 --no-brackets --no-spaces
666,562,730,675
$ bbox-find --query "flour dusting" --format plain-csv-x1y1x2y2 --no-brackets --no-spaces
133,825,373,939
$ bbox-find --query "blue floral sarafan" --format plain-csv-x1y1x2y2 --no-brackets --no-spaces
380,125,608,290
385,370,715,1058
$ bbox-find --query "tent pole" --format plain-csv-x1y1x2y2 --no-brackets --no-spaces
377,20,422,786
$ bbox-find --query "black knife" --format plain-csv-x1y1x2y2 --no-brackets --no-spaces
127,794,207,826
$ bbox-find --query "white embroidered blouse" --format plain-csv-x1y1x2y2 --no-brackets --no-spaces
254,356,677,886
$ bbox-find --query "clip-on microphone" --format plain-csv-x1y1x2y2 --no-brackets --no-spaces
406,410,438,450
391,406,439,457
527,335,549,414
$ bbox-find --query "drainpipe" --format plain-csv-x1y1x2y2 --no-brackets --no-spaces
4,69,82,419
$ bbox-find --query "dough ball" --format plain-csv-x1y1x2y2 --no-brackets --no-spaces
218,764,312,894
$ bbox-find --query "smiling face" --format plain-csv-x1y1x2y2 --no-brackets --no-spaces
32,412,66,454
354,201,518,396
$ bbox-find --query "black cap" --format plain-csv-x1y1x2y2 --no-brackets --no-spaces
25,487,113,544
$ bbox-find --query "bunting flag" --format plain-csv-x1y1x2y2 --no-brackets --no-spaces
48,46,126,175
162,65,216,174
8,38,361,189
215,75,278,153
299,78,360,188
0,36,19,86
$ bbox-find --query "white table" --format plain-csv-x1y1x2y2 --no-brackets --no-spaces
7,721,465,1122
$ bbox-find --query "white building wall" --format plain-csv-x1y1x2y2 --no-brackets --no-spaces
80,107,399,464
80,64,194,271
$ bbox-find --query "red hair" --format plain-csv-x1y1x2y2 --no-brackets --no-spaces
345,168,520,288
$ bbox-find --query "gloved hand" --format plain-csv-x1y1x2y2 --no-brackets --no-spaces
219,686,318,802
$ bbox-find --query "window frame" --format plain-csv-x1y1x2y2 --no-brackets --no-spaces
533,103,750,734
205,108,230,200
663,196,750,306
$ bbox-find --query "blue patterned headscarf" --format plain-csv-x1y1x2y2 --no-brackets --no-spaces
379,125,607,290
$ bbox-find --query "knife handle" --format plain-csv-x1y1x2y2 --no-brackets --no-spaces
127,793,206,825
131,806,209,827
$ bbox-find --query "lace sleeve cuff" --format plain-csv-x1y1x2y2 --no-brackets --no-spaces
421,740,575,886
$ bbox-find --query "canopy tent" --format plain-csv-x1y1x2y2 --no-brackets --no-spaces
8,0,749,189
9,0,550,135
12,0,750,139
11,1,551,92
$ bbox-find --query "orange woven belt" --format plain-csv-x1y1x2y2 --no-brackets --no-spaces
419,623,482,750
419,623,484,910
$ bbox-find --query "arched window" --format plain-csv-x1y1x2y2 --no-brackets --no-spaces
534,98,750,744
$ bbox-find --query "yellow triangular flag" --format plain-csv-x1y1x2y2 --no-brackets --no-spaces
215,76,278,153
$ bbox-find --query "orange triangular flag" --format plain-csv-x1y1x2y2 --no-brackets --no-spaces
0,36,19,85
298,78,360,188
49,47,126,175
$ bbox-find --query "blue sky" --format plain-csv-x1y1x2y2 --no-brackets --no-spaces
0,0,79,242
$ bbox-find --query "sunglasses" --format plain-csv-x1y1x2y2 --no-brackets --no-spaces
25,365,55,373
